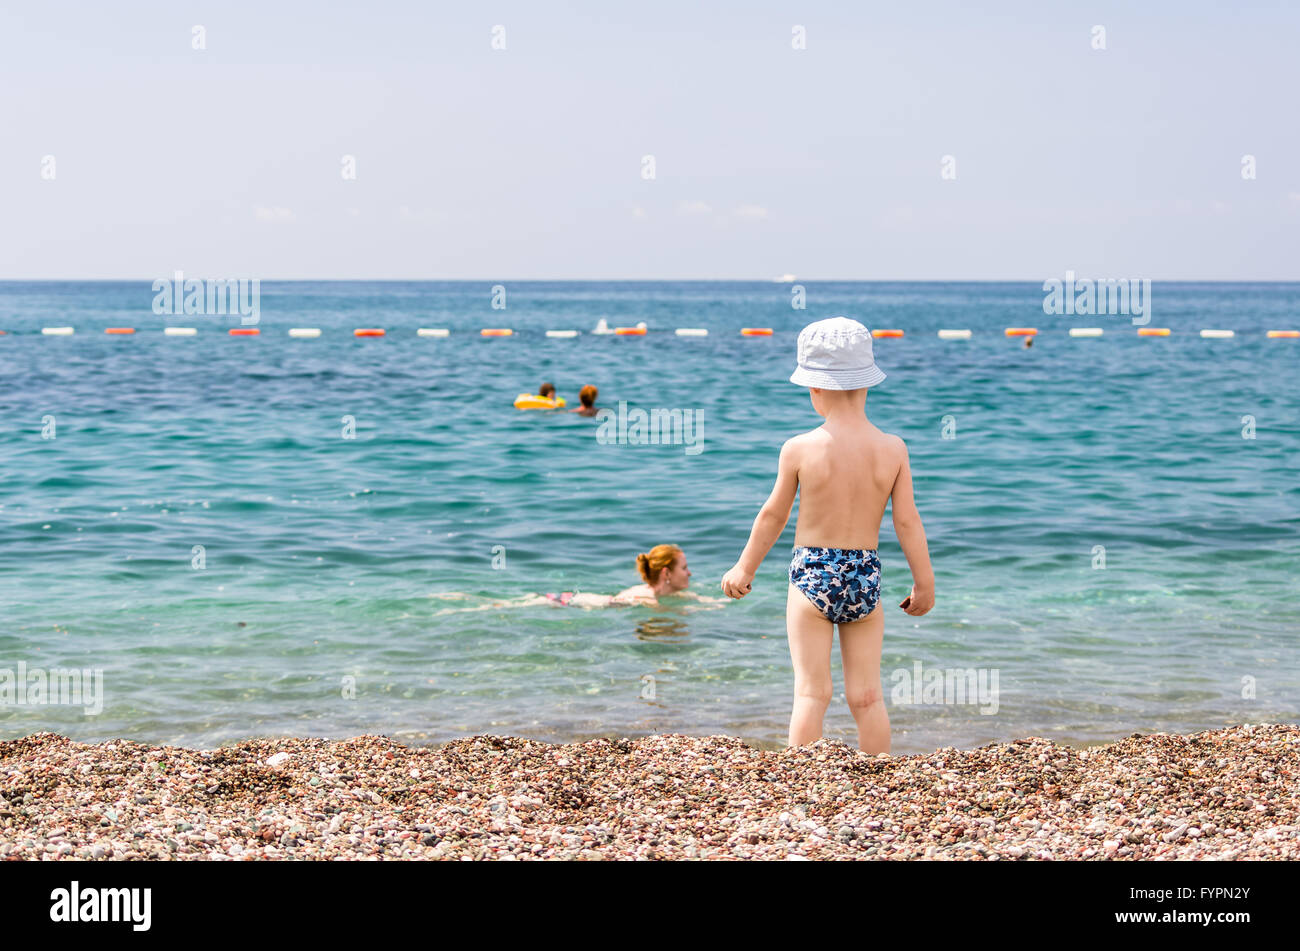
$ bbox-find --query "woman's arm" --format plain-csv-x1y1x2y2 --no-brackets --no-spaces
678,590,728,604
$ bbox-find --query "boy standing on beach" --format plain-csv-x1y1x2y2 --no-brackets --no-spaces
721,316,934,754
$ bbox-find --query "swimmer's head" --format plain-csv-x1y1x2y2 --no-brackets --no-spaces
636,544,689,591
579,384,597,408
539,381,556,399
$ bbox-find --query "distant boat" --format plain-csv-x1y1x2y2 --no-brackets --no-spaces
773,273,797,283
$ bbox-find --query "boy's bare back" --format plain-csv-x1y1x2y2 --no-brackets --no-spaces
788,419,904,549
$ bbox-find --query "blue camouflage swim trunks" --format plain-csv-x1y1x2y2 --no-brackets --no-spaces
789,546,882,625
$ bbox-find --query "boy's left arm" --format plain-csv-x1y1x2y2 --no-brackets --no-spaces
721,437,799,598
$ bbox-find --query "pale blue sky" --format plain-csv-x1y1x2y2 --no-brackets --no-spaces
2,1,1297,279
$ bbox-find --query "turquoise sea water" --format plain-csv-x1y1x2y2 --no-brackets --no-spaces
1,281,1297,754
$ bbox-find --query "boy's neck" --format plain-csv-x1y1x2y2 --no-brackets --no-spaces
824,404,867,423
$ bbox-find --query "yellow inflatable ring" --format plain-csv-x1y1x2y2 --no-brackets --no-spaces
514,393,567,410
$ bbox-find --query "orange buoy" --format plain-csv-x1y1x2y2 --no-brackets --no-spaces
105,327,136,334
614,327,647,335
480,328,513,336
229,328,260,336
354,328,385,337
1266,330,1300,338
1005,328,1038,337
872,329,904,338
740,328,773,336
1137,328,1171,336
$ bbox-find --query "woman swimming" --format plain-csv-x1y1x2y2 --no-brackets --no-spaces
533,544,717,608
434,545,723,613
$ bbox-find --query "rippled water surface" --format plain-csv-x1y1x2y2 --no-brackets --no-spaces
1,281,1297,753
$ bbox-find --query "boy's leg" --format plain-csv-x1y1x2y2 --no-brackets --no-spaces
838,603,889,754
786,583,834,747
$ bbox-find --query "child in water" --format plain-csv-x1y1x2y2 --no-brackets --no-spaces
721,316,934,755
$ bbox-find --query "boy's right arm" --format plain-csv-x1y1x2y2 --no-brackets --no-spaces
889,438,934,616
721,437,800,598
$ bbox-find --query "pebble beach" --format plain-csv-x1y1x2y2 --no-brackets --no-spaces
1,724,1296,860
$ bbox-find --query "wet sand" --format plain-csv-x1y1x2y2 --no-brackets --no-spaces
1,724,1296,860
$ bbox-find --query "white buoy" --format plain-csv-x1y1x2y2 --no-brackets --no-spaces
41,327,74,335
417,328,450,337
1200,329,1234,338
288,328,322,338
546,330,579,338
164,327,197,336
1069,327,1104,337
937,329,972,340
592,318,614,335
675,328,709,337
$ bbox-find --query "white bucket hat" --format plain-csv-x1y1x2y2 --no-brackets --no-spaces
789,316,886,390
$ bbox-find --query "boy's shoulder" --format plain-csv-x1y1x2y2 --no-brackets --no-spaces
780,428,824,455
